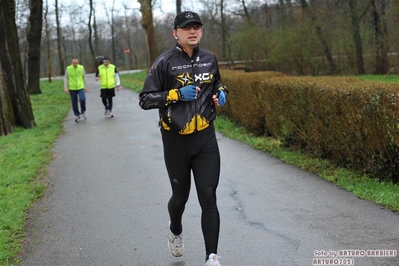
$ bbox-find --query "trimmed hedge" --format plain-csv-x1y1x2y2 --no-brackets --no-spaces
219,70,399,182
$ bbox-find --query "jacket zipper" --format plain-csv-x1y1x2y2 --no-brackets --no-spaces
191,57,198,133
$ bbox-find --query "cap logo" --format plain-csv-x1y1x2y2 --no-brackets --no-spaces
185,13,194,19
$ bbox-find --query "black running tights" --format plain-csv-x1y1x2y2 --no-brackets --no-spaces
161,124,221,256
102,96,113,111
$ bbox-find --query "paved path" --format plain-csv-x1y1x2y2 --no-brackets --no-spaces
20,73,399,266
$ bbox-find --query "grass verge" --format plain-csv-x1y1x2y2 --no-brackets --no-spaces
120,71,399,212
0,80,70,265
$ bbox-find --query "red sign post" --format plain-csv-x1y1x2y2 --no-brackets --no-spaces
124,48,131,70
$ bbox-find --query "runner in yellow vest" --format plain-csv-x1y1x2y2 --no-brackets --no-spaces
64,57,88,122
95,57,120,118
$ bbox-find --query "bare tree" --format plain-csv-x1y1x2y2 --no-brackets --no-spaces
93,4,99,53
299,0,337,74
220,0,229,61
55,0,65,75
103,0,118,61
87,0,97,69
0,0,35,135
346,0,369,75
138,0,158,67
15,0,30,77
27,0,43,94
12,0,399,76
371,0,389,74
44,0,52,82
240,0,253,25
122,5,138,69
0,63,14,135
176,0,181,13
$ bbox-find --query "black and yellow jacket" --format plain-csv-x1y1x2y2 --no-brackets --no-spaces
139,44,226,135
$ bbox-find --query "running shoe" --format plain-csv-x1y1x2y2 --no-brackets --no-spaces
168,232,184,257
81,113,87,120
104,108,109,116
74,115,81,122
109,112,114,118
205,253,221,266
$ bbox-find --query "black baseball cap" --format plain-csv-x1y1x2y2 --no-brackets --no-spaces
174,11,202,29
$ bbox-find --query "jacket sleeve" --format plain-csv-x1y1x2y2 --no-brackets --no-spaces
115,73,121,87
82,67,87,86
139,61,169,110
212,55,224,94
64,69,69,89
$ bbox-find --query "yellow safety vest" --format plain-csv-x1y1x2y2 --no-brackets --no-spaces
66,64,85,90
98,64,116,89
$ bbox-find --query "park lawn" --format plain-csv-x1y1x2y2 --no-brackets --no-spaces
0,79,70,265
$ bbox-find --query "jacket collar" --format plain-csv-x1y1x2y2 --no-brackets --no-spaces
175,43,200,58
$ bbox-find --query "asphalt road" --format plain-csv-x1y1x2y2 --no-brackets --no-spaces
20,73,399,266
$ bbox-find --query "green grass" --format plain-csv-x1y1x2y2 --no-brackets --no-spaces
0,80,70,265
360,74,399,83
119,70,146,91
122,70,399,212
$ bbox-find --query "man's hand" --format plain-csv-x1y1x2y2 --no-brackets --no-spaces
178,85,200,101
216,90,227,106
116,86,120,92
213,86,228,107
64,88,69,94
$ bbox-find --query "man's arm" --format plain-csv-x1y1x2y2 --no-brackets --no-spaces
82,67,88,92
139,67,170,110
114,67,120,91
82,67,87,84
115,72,121,87
64,70,69,93
95,67,100,81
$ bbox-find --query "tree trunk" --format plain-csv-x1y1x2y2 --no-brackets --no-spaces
176,0,181,14
55,0,65,76
104,0,117,62
299,0,337,75
348,0,367,75
111,16,116,63
371,0,389,74
0,64,15,136
94,8,99,56
0,0,35,135
220,0,227,61
241,0,252,26
88,0,97,69
138,0,158,68
27,0,43,94
44,0,52,82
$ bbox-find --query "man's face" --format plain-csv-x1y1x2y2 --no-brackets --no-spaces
175,23,203,48
103,60,110,66
72,59,79,67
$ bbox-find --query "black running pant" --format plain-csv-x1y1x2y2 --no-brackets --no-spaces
161,123,220,256
100,88,115,111
101,96,113,111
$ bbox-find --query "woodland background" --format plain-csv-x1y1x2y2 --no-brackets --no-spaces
14,0,399,76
